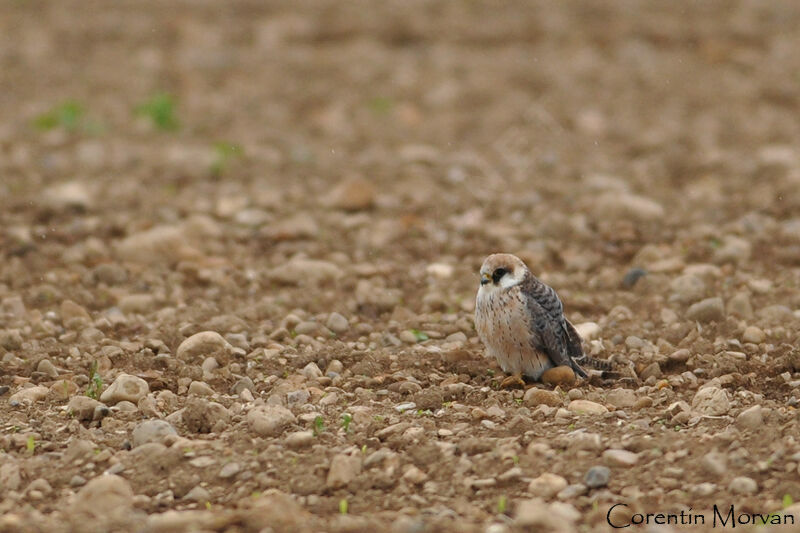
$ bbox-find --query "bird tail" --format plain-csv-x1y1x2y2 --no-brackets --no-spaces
574,355,613,372
563,319,614,378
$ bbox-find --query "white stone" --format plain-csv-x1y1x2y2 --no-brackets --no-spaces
326,312,349,333
246,405,296,437
9,386,49,405
132,420,177,448
729,476,758,494
692,386,730,416
686,297,725,323
72,475,134,520
100,373,149,405
573,322,601,341
516,499,580,528
527,473,568,498
302,362,323,380
176,331,232,362
426,263,454,279
327,454,362,489
602,449,639,467
605,388,637,409
742,326,765,344
567,400,608,415
735,405,763,430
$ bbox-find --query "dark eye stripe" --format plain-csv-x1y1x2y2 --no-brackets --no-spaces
492,268,508,283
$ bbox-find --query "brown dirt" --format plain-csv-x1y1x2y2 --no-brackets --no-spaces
2,1,800,532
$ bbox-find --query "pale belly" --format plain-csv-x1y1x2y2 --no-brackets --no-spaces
475,289,553,380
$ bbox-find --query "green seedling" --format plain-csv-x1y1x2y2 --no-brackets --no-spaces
26,435,35,455
497,495,508,514
339,499,348,515
210,142,243,176
783,495,794,509
86,361,103,399
410,329,429,342
136,92,179,130
34,101,84,131
341,413,353,433
368,96,394,115
313,415,325,436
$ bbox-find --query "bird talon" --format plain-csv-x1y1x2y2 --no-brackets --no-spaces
499,373,526,389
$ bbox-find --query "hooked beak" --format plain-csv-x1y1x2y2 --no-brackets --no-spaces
480,273,491,285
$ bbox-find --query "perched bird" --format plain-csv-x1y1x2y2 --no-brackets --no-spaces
475,253,606,387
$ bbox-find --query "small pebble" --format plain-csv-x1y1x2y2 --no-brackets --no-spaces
395,402,416,413
541,366,575,387
729,476,758,495
326,312,349,333
218,462,241,479
567,400,608,415
584,466,610,488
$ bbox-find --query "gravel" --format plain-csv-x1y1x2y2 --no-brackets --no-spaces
2,3,800,532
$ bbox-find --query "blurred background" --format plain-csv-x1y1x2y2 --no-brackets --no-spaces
1,0,799,304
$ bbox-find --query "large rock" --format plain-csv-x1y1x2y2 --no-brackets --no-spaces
528,473,568,498
516,499,580,529
132,420,178,447
246,405,296,437
602,449,639,467
573,322,601,341
567,400,608,415
114,216,220,265
584,466,610,488
182,397,230,433
735,405,764,430
61,300,91,328
669,274,706,304
692,386,730,416
0,461,21,491
42,181,94,211
8,386,49,405
524,388,561,407
686,297,725,323
72,475,134,521
176,331,232,363
541,366,575,386
100,374,149,405
67,396,105,421
328,178,376,211
326,454,362,488
605,388,637,409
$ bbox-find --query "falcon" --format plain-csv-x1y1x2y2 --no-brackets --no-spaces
475,253,604,387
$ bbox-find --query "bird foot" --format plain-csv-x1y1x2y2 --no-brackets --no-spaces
499,373,526,389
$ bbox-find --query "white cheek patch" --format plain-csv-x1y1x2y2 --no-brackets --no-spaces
498,273,521,289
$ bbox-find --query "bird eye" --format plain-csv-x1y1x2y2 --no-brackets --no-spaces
491,268,508,283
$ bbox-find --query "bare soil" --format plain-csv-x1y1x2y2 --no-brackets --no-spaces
2,1,800,532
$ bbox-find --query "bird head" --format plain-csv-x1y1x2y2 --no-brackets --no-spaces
478,253,528,291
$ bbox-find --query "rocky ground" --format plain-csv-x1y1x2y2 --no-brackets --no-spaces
2,1,800,532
